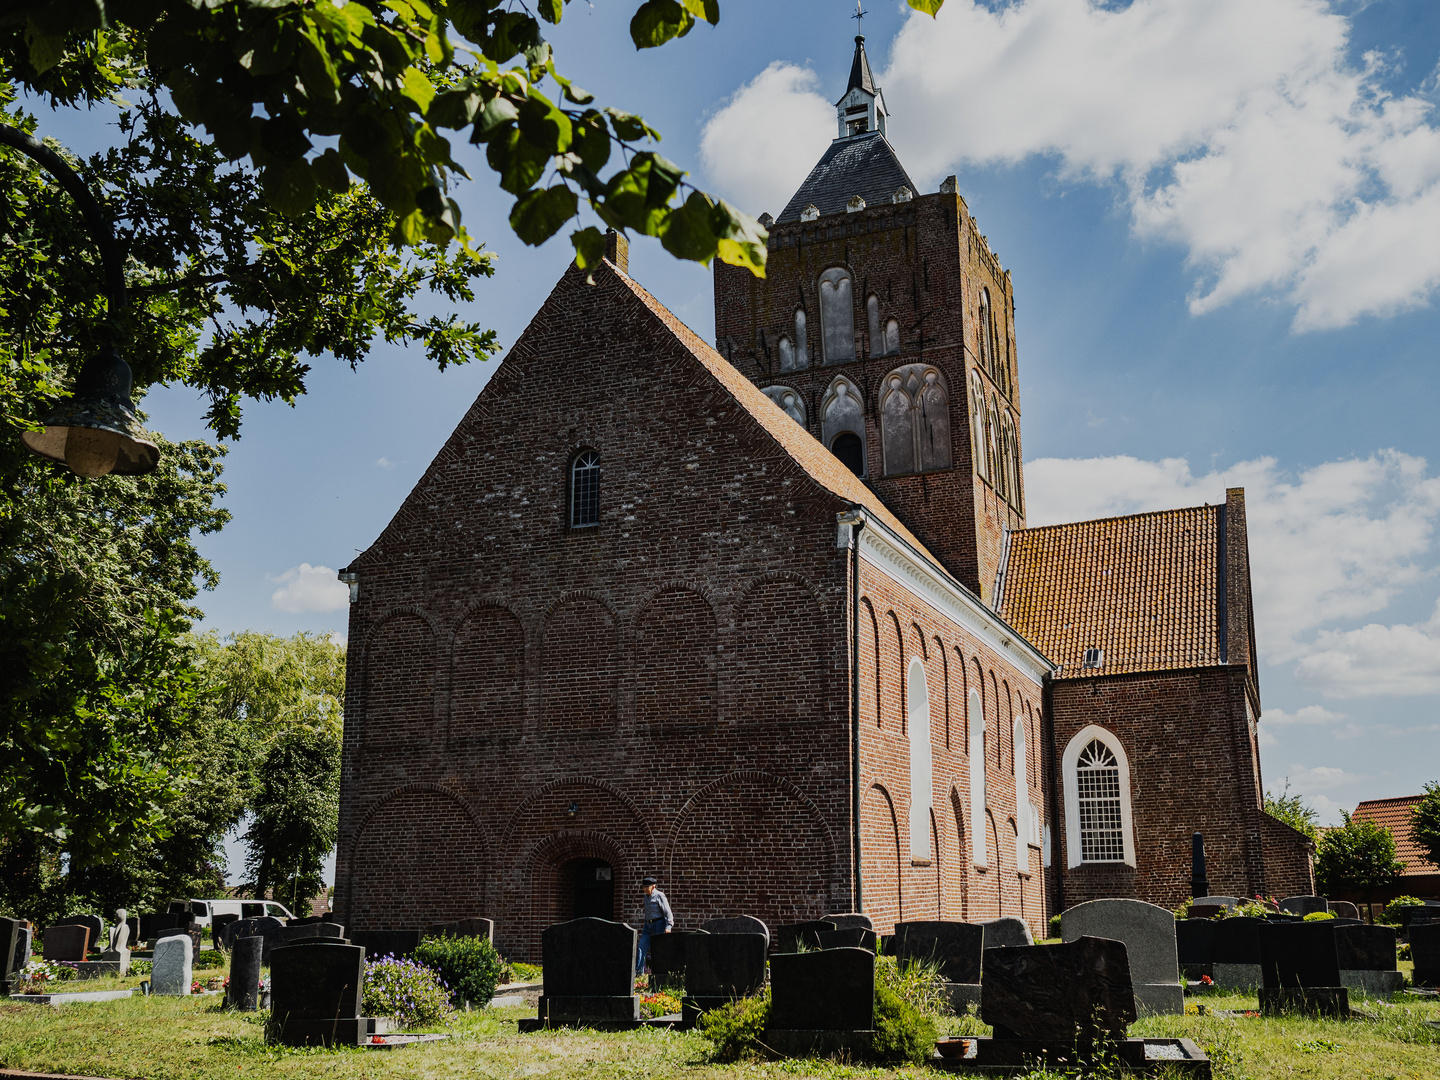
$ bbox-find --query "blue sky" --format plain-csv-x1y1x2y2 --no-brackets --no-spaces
33,0,1440,835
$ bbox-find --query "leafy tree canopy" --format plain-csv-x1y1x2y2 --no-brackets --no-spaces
1313,813,1404,903
1411,781,1440,871
1264,779,1319,841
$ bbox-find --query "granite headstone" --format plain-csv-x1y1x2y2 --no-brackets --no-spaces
424,917,494,942
228,935,264,1011
1258,921,1347,1016
536,917,640,1027
823,912,874,932
776,921,837,954
1211,916,1264,989
980,937,1136,1044
268,940,369,1046
892,921,984,984
1405,922,1439,986
55,915,103,954
151,933,193,995
817,927,878,951
1330,901,1360,920
769,947,874,1032
981,916,1033,950
1061,899,1183,1015
0,917,23,994
1279,895,1329,917
648,929,703,992
1336,923,1402,996
14,924,32,975
684,932,767,1024
211,913,239,946
1176,919,1217,977
698,915,770,949
350,929,422,961
42,923,89,962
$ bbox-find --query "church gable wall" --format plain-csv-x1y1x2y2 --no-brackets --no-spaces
335,264,858,959
855,558,1048,936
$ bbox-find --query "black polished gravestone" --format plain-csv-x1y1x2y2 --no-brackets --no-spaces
522,918,640,1031
141,911,193,945
976,937,1142,1070
1212,916,1265,990
766,947,875,1057
1258,921,1348,1017
648,930,705,993
212,913,239,947
892,920,984,1015
1176,919,1218,979
817,927,878,952
698,916,770,949
0,917,23,996
227,936,263,1012
1409,923,1440,987
157,925,203,954
220,917,287,963
823,913,874,932
981,916,1033,950
1336,923,1402,997
350,930,422,961
424,917,494,942
682,933,767,1027
266,940,372,1047
776,921,836,954
275,922,346,949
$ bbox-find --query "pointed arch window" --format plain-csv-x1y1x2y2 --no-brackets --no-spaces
822,376,866,477
970,373,988,479
867,294,881,357
1004,411,1023,511
818,268,855,363
569,450,600,528
880,364,952,476
1013,717,1029,873
778,336,796,371
1062,726,1136,867
978,289,992,372
885,318,900,355
986,400,1002,496
795,309,809,368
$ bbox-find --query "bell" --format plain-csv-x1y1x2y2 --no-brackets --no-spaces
21,346,159,477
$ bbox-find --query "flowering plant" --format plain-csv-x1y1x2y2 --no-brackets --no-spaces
640,990,682,1018
361,955,454,1030
15,959,78,993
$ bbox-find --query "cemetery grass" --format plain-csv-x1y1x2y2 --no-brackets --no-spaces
2,993,1439,1080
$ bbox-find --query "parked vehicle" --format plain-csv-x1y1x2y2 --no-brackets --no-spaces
187,899,296,927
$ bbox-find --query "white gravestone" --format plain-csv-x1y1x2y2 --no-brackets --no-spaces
151,933,192,995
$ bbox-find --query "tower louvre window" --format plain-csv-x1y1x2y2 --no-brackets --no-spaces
570,450,600,528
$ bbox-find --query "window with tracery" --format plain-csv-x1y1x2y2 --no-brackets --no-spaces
1076,739,1125,862
1004,411,1023,511
880,364,952,476
818,268,855,362
822,376,866,476
570,450,600,528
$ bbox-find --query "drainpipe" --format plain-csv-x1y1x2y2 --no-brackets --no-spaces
839,508,868,912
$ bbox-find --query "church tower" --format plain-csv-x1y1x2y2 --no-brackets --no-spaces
714,35,1026,603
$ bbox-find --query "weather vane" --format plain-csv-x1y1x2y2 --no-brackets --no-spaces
853,0,866,31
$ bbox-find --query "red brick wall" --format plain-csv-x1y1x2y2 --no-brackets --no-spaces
714,191,1025,601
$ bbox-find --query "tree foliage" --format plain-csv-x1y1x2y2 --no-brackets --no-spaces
1314,813,1404,905
242,725,342,910
1411,781,1440,871
1265,779,1319,840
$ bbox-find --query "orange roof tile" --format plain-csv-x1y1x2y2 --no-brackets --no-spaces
605,259,931,555
1353,796,1436,877
997,505,1223,677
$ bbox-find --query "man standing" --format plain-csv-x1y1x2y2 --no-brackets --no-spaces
636,875,673,976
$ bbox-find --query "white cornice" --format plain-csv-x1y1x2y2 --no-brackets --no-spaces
840,509,1054,685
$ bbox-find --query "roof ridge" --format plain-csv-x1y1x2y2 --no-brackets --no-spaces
1015,502,1220,536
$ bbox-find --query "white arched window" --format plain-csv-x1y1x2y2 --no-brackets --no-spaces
1062,725,1136,868
822,376,865,476
908,658,933,861
885,318,900,356
818,268,855,363
970,373,988,479
1013,718,1029,873
978,289,992,372
968,688,986,868
570,450,600,528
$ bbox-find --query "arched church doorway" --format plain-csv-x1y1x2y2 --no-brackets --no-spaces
566,857,615,919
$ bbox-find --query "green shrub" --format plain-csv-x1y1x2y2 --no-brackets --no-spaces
699,989,771,1062
1378,896,1426,926
507,960,542,982
1049,913,1063,937
413,933,505,1007
193,949,225,969
1303,911,1336,922
877,954,949,1017
361,956,454,1030
872,976,938,1065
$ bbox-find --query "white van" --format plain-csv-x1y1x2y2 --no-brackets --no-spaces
187,899,296,928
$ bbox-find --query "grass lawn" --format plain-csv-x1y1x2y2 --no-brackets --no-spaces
2,972,1437,1080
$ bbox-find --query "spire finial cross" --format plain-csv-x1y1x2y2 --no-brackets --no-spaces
852,0,867,32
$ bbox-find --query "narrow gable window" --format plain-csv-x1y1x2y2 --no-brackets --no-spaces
570,450,601,528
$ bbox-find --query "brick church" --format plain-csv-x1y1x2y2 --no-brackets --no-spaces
333,36,1314,960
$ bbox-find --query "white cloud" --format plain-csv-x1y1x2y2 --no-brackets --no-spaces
376,457,394,469
698,61,835,218
1263,705,1350,727
1025,450,1440,695
1286,763,1368,792
696,0,1440,330
268,563,349,615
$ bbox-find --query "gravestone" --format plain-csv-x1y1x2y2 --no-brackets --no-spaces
1335,923,1402,996
157,924,202,953
212,913,239,946
698,915,770,949
124,916,139,947
268,940,371,1046
683,933,767,1026
43,924,90,962
0,917,23,995
1405,922,1439,987
1193,896,1239,910
817,927,878,952
142,911,193,945
1258,921,1347,1016
767,947,874,1056
350,929,422,961
978,937,1138,1068
1211,917,1264,989
981,916,1033,950
823,912,874,932
1330,901,1359,920
892,920,983,1014
648,929,703,992
776,921,837,954
228,936,263,1011
1061,899,1183,1015
275,922,342,948
1279,895,1328,917
56,915,103,954
14,924,32,976
151,934,193,996
424,917,494,942
1176,919,1218,978
531,918,639,1029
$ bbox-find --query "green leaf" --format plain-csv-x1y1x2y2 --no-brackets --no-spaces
485,128,550,194
260,115,314,163
906,0,945,13
571,226,606,270
26,31,68,74
658,190,720,263
537,0,564,23
312,149,351,192
680,0,720,25
710,198,768,277
400,67,437,114
605,108,658,144
509,185,579,246
261,159,318,217
630,0,694,49
517,95,573,154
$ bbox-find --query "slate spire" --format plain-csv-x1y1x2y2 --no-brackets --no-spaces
847,35,877,96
